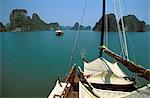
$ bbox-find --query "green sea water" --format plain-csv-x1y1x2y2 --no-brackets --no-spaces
1,30,150,97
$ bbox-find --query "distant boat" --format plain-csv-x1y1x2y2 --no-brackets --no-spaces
55,28,64,36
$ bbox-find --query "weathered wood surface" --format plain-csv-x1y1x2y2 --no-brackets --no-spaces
100,45,150,81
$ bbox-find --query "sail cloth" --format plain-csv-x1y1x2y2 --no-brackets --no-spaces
85,71,133,85
92,87,128,98
92,83,150,98
84,57,127,78
48,80,70,98
83,57,133,85
84,58,107,76
79,81,97,98
100,45,150,81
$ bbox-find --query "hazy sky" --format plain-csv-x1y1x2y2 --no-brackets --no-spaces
0,0,150,27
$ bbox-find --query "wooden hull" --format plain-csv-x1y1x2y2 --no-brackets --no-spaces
48,65,79,98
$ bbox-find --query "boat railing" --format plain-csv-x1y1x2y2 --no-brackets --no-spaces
100,45,150,81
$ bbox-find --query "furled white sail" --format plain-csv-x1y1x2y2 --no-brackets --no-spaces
86,71,132,85
79,81,97,98
92,87,128,98
79,79,150,98
84,57,127,78
102,58,127,78
80,56,150,98
84,58,107,76
92,83,150,98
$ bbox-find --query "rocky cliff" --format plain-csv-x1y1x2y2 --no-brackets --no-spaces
48,23,59,30
120,15,145,32
93,14,117,32
93,13,149,32
0,22,6,32
144,25,150,31
8,9,60,31
29,13,50,31
70,22,91,30
9,9,30,31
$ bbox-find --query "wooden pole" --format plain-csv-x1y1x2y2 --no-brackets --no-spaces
100,45,150,81
100,0,106,57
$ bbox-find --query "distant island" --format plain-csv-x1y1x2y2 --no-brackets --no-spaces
0,9,91,32
0,22,6,32
0,9,60,32
93,13,150,32
70,22,91,30
0,9,150,32
61,23,91,30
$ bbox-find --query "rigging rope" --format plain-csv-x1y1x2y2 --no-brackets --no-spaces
113,0,125,58
126,32,136,62
113,0,129,60
122,0,136,62
67,0,87,72
118,0,129,60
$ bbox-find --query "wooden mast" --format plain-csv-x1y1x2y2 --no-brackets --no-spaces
99,0,106,57
100,45,150,81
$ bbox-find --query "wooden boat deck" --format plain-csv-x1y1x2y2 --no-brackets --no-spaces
66,91,79,98
63,66,79,98
49,65,150,98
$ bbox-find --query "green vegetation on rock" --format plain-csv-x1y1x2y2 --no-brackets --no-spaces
120,15,145,32
1,9,150,32
93,14,117,32
1,9,60,32
48,23,59,30
144,25,150,31
0,22,6,32
70,22,91,30
93,13,149,32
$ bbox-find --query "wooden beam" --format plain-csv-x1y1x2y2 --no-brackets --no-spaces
100,45,150,81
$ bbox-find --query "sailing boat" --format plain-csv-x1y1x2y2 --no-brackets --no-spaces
78,0,150,98
48,0,150,98
48,65,79,98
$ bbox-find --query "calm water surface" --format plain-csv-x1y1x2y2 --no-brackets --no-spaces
1,30,150,97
